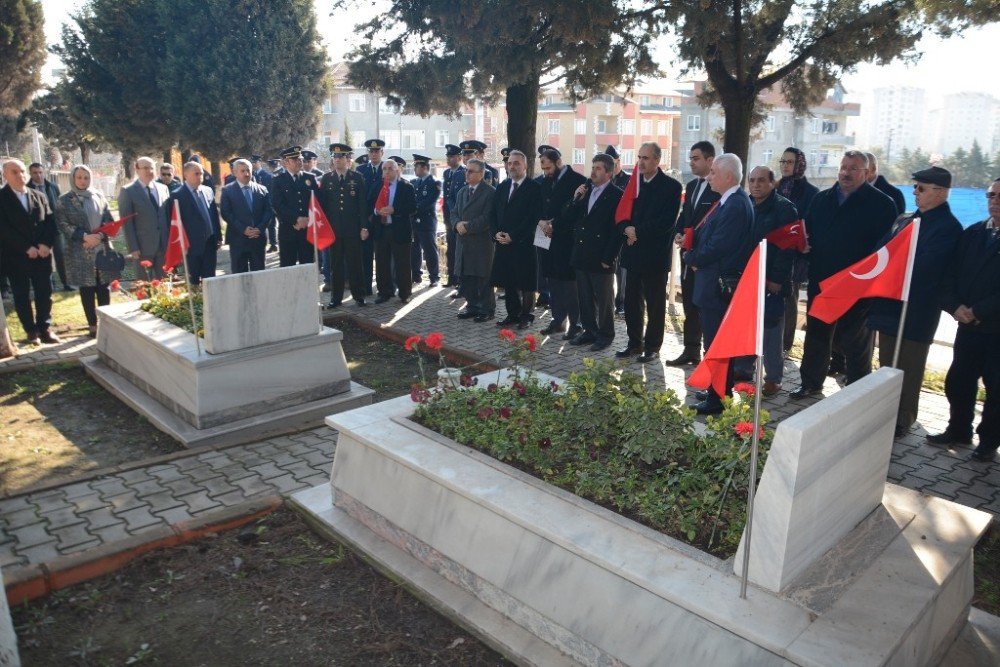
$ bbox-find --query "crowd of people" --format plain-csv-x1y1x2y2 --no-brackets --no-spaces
0,135,997,462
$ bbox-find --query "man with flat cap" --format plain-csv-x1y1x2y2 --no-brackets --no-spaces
410,154,441,286
320,143,368,308
357,138,387,294
302,150,324,178
461,140,498,186
869,165,962,438
271,145,320,267
442,144,466,289
367,158,416,304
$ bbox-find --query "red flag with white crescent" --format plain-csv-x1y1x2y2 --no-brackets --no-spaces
765,218,808,252
307,191,335,250
808,218,919,324
163,200,189,273
614,168,640,225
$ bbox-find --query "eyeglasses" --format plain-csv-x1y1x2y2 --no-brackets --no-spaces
914,184,945,193
987,192,999,199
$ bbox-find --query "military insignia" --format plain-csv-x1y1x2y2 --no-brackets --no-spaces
304,178,312,187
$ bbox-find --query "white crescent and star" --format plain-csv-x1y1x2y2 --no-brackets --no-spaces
851,247,890,280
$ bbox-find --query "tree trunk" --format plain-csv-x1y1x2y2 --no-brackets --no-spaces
121,149,136,180
79,143,91,165
210,160,221,194
719,92,756,180
0,300,17,359
162,149,172,166
505,77,540,177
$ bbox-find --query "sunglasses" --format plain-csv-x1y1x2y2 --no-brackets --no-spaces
913,184,944,193
986,192,999,199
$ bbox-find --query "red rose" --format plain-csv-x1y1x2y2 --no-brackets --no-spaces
404,335,421,351
150,279,161,288
499,329,516,343
477,406,494,420
499,406,512,419
487,383,498,393
733,382,756,396
523,334,537,351
424,332,444,350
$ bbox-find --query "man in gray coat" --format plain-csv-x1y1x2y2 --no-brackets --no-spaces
118,156,169,279
453,159,496,322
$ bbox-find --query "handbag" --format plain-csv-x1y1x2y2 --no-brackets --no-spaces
95,247,126,275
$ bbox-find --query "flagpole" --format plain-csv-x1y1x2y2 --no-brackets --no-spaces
740,239,767,600
174,201,201,356
309,192,323,332
892,218,920,368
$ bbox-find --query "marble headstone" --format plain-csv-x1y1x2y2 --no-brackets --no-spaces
734,367,904,592
202,264,319,354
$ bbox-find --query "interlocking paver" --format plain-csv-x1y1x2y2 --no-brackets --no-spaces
301,449,334,468
93,523,131,544
200,477,239,499
60,539,101,556
232,475,273,497
147,465,189,484
16,541,60,564
52,523,97,550
117,506,162,532
249,462,286,480
106,491,150,515
117,469,153,485
30,493,71,514
185,465,225,484
0,548,25,568
91,477,130,499
214,464,257,483
267,474,307,495
79,506,125,531
70,493,108,514
163,477,204,497
13,522,56,549
152,506,194,525
3,507,43,530
40,506,88,530
60,481,99,501
140,491,186,513
176,491,222,515
128,479,168,498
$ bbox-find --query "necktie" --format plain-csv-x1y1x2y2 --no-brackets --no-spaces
148,185,159,209
243,186,252,210
193,188,210,223
509,181,519,202
693,179,705,208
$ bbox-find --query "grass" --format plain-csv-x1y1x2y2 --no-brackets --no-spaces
2,290,130,343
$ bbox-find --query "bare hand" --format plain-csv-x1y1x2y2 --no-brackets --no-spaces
37,244,51,258
27,246,39,259
377,206,394,216
574,184,588,199
82,233,102,249
244,228,258,238
456,221,468,235
673,233,684,247
624,225,637,244
360,229,369,241
130,250,141,259
802,243,811,254
600,262,610,269
954,305,976,324
294,216,309,230
495,232,512,245
766,281,782,294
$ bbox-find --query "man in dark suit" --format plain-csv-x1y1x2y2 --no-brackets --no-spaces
357,139,387,295
684,153,755,413
865,152,905,216
791,151,898,398
367,158,416,304
28,163,71,291
409,154,441,286
271,145,320,267
566,153,624,351
441,144,466,289
490,150,543,328
188,154,214,192
453,159,497,321
320,143,368,308
119,156,170,280
252,155,273,189
169,161,222,284
537,147,587,337
220,159,272,273
261,158,279,252
0,159,60,344
605,145,631,314
932,177,1000,462
669,141,720,366
615,142,683,363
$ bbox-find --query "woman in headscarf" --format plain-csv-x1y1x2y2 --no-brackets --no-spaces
775,147,820,354
56,165,116,337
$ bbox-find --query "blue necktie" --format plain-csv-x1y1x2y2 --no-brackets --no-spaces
243,186,252,210
193,188,210,223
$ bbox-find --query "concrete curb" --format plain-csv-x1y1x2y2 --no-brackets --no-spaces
4,495,282,606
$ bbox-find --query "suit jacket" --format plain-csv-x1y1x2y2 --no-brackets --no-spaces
169,184,222,251
490,177,543,289
0,184,57,276
619,169,683,273
367,178,416,244
27,179,60,212
612,170,631,190
675,177,721,236
940,220,1000,334
686,187,755,310
220,180,272,248
567,182,624,274
453,183,496,278
320,170,368,238
119,178,170,258
540,167,588,280
271,170,320,227
872,175,906,216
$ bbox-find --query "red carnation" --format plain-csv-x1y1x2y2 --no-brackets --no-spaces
151,279,161,288
404,335,421,351
140,259,153,268
499,406,513,419
477,406,494,420
425,332,444,350
109,279,120,291
523,334,537,351
733,382,756,396
734,421,764,439
487,383,498,393
135,288,148,299
499,328,516,343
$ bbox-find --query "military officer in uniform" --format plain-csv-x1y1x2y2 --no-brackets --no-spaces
264,158,280,252
500,147,512,171
252,155,273,189
410,154,441,286
461,140,498,186
357,138,387,295
442,144,466,289
270,145,320,267
354,155,369,168
320,143,368,308
302,150,324,178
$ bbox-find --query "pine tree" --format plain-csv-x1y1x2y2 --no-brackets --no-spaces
965,140,992,189
0,0,45,115
945,147,968,188
26,82,105,165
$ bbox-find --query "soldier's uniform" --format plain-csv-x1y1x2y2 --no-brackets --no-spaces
409,154,441,284
460,140,498,186
302,150,325,178
270,145,320,267
320,143,368,307
441,144,466,286
263,158,280,250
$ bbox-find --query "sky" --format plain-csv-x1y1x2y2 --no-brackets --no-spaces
40,0,1000,112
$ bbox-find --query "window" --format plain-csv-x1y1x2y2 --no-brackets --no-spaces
622,119,636,135
352,130,366,146
822,120,839,134
322,99,334,115
664,97,673,107
548,119,560,134
402,130,425,149
620,149,635,165
572,148,585,165
574,119,586,135
379,130,400,149
686,115,701,131
657,120,668,135
640,95,650,105
811,118,822,134
761,149,773,165
595,119,608,133
435,130,449,148
378,97,397,114
639,119,651,135
348,94,366,112
544,95,554,106
321,134,332,148
765,116,776,132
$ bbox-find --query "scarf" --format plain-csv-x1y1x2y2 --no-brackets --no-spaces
777,147,807,199
70,165,104,231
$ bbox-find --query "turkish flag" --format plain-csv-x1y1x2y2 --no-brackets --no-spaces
94,212,136,238
614,168,640,225
374,180,390,212
307,191,335,250
808,218,919,324
765,218,808,252
163,200,190,273
688,241,766,399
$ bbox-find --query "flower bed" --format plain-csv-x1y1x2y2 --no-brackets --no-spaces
110,267,203,336
406,330,772,558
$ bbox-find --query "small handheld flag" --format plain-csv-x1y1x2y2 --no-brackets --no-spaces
163,200,190,274
307,192,335,250
94,212,137,238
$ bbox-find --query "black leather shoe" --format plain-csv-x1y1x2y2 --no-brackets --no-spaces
457,310,477,320
324,301,341,310
517,316,532,330
694,389,709,401
374,295,391,304
355,299,366,307
570,333,596,346
496,316,519,327
615,346,642,358
637,351,660,363
399,295,410,304
789,386,821,400
969,445,997,462
268,244,278,253
589,340,612,352
448,291,461,299
540,323,566,336
562,325,583,341
927,431,973,446
473,313,495,323
666,352,700,367
694,400,724,415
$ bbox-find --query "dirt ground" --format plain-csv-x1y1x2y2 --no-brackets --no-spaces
0,363,181,494
11,506,507,667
